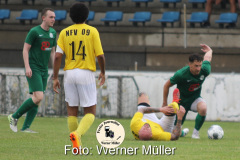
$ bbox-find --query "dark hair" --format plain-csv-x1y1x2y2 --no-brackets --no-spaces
189,53,203,63
42,8,54,17
70,3,89,24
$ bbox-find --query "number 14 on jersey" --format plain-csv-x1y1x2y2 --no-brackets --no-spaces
69,41,86,61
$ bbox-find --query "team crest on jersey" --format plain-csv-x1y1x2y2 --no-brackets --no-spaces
49,33,53,38
200,75,204,80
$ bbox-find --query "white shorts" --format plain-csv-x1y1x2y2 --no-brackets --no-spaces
190,97,206,112
64,68,97,107
138,105,175,133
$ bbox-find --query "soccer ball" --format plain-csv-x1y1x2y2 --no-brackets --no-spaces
207,125,224,140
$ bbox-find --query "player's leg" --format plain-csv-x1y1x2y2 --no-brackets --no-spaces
67,105,79,132
21,70,48,132
137,92,162,124
138,92,150,105
191,98,207,139
67,69,96,153
76,105,96,138
64,69,81,153
173,109,189,137
8,70,42,132
67,105,81,153
21,91,44,133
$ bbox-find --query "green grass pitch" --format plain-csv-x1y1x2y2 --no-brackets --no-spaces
1,116,239,160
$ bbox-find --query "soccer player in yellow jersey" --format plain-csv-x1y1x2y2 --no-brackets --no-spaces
130,90,186,141
53,3,105,153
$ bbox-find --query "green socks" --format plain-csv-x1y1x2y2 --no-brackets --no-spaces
21,105,38,130
12,98,38,119
12,98,38,130
195,114,206,131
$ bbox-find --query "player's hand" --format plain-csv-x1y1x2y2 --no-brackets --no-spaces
200,44,212,53
53,79,60,94
25,67,32,78
98,72,105,86
160,106,175,115
176,106,186,120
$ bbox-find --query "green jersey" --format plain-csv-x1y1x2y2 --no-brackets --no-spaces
170,61,211,108
25,25,56,71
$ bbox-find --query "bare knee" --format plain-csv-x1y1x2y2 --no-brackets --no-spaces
197,102,207,116
84,105,96,116
32,91,44,104
67,105,78,117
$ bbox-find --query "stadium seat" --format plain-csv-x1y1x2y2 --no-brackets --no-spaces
75,0,96,6
101,11,123,26
86,11,95,23
16,9,38,25
159,0,182,8
157,11,180,27
0,9,10,24
49,0,67,6
131,0,153,7
129,12,151,26
104,0,125,7
186,12,208,28
188,0,206,8
215,13,238,28
54,10,67,25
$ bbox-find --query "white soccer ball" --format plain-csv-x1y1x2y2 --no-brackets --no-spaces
207,125,224,140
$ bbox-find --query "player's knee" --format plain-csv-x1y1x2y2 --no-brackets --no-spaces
198,105,207,116
33,92,44,104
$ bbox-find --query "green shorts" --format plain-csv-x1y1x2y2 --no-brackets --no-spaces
26,69,48,94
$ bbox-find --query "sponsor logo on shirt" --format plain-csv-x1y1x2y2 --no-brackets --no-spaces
188,83,200,92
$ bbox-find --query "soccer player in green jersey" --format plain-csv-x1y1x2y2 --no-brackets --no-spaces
8,8,56,133
162,44,212,139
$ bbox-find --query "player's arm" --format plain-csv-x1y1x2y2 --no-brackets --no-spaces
97,54,105,86
162,80,174,107
50,46,56,68
170,106,186,140
201,44,213,62
53,45,63,93
23,42,32,78
138,106,174,116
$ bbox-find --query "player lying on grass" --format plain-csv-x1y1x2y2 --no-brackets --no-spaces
130,89,186,141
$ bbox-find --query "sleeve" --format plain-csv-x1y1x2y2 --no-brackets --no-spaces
93,28,104,57
25,29,37,45
170,71,181,85
202,61,211,76
130,112,143,129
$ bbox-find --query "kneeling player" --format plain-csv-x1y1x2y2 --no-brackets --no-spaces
130,89,185,141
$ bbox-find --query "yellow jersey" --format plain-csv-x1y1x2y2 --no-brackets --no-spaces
57,24,104,71
130,112,171,141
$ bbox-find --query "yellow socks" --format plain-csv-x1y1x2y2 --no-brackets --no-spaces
76,113,95,137
68,116,78,132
